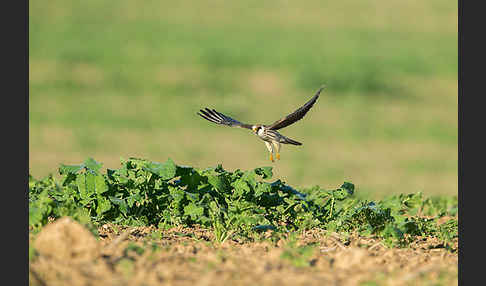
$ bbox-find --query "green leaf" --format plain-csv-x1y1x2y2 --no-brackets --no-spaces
59,164,84,175
207,173,229,193
160,158,177,180
233,179,250,197
240,170,257,188
96,196,112,215
84,158,103,173
29,206,44,226
76,172,108,199
381,224,404,240
109,196,128,215
255,167,273,179
144,158,177,180
94,174,108,194
127,193,142,208
333,188,352,200
59,158,102,175
184,203,204,220
255,182,271,198
340,182,355,195
178,167,204,191
76,173,92,201
252,224,277,232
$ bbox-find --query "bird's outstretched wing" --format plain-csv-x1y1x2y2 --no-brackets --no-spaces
266,86,324,131
198,108,253,129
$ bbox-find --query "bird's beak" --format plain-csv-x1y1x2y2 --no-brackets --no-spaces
252,126,257,133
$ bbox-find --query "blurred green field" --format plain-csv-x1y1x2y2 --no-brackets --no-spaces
29,0,457,198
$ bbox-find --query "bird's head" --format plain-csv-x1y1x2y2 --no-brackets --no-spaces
252,125,263,134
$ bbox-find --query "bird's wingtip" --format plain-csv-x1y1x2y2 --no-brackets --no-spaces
310,85,326,99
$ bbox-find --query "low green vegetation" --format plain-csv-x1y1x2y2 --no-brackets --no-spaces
29,158,457,250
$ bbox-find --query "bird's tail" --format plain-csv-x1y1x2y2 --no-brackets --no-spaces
282,136,302,145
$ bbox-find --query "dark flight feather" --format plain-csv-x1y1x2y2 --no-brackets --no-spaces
197,108,253,129
266,86,324,131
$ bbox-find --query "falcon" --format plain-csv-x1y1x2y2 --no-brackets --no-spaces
197,86,324,162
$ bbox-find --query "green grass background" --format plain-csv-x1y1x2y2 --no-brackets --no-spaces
29,0,457,199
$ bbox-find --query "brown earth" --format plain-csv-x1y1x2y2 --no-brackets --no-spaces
29,217,458,286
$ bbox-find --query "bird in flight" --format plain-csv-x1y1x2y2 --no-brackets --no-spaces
197,86,324,162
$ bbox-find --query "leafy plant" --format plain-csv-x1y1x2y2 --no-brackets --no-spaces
29,157,458,249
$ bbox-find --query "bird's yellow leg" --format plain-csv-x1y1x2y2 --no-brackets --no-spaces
273,141,281,160
265,141,275,162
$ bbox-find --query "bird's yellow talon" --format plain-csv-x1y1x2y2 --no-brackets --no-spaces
276,153,280,160
270,154,274,162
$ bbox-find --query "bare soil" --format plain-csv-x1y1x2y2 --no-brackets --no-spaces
29,217,458,286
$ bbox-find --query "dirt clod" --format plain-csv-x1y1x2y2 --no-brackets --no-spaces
33,217,99,262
